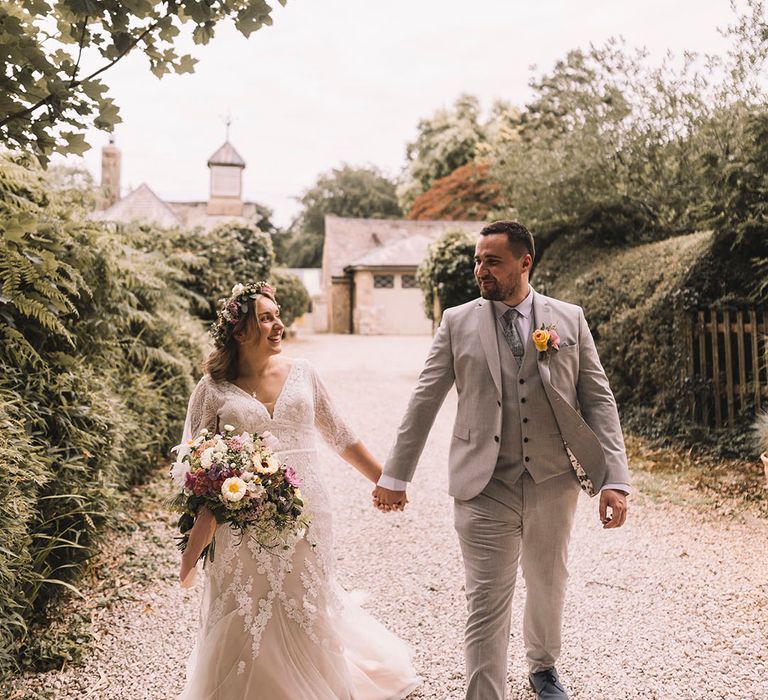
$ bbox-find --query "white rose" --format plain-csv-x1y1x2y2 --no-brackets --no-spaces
170,460,191,489
231,283,245,296
221,476,247,502
200,447,215,469
223,424,235,432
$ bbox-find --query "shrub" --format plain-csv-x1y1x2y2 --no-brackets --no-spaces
270,270,311,328
417,228,477,322
172,221,275,320
0,155,201,677
533,228,767,454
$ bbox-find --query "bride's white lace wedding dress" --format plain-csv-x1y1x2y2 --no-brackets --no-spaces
177,358,420,700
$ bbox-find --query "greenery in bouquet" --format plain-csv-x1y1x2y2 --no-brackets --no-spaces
169,425,309,563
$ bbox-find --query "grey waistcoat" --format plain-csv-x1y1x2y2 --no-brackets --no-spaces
493,313,572,484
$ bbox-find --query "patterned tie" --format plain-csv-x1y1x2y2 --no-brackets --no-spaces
501,308,524,366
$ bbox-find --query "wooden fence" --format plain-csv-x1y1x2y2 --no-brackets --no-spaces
684,307,768,429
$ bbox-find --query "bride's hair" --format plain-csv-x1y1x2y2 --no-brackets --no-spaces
203,287,277,381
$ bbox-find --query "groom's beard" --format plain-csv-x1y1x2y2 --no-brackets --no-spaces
477,275,520,301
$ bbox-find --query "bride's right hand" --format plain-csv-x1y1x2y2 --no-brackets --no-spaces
180,506,218,587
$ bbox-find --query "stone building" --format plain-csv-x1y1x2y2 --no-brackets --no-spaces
321,215,478,334
92,139,261,231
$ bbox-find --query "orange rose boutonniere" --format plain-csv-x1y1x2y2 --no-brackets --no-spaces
532,323,560,357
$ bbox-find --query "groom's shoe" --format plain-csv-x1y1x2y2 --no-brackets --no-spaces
528,668,569,699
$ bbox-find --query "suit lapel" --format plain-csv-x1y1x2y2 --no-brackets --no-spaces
477,299,502,396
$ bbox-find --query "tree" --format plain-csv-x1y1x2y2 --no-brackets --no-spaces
489,0,768,245
408,161,500,221
702,109,768,302
0,0,284,163
398,94,486,212
281,164,402,268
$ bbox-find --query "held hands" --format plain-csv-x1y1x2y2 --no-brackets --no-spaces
371,485,408,513
599,489,628,529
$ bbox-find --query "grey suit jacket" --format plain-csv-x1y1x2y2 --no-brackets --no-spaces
383,288,631,500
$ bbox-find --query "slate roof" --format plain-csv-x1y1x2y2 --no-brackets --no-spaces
207,141,246,167
322,215,479,287
91,183,181,228
346,234,434,269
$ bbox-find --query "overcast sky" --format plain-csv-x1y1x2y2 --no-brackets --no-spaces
58,0,737,227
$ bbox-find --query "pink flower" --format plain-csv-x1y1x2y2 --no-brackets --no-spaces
226,300,240,322
549,328,560,350
284,467,301,487
227,436,244,452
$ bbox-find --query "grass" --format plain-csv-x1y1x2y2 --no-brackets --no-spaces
625,433,768,516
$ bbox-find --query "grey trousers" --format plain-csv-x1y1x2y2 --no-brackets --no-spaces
453,469,581,700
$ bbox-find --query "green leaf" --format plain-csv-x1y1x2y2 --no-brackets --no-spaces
80,78,108,101
192,23,215,45
94,98,121,129
62,131,90,156
235,3,271,37
22,0,53,14
112,31,134,55
174,54,198,75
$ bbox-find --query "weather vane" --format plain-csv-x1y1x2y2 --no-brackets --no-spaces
223,110,232,141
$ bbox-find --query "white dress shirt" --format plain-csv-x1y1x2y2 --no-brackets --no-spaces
378,287,630,495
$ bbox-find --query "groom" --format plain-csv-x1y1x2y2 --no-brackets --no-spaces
373,220,630,700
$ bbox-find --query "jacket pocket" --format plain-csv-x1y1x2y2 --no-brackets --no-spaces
453,425,470,441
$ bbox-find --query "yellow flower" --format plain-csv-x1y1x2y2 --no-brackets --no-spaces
532,329,551,352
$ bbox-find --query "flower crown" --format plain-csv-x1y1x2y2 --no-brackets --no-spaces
209,282,275,348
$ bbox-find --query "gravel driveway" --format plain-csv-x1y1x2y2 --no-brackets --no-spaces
15,334,768,699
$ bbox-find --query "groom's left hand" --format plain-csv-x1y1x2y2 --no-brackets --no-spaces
599,489,628,529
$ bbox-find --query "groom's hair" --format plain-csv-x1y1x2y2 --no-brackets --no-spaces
480,220,535,260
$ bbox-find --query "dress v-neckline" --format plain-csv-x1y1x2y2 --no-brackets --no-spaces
226,361,296,420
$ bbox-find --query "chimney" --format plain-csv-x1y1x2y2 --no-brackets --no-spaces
100,137,121,209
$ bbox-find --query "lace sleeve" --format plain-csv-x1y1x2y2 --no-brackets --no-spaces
309,362,358,454
180,376,220,448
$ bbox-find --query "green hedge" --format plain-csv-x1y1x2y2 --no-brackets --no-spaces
532,229,765,453
0,156,201,676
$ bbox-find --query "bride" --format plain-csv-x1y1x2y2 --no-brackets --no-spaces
175,282,420,700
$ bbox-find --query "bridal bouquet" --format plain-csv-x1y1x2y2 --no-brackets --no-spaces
169,425,309,564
